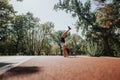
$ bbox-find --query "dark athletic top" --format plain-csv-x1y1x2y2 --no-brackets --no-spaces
61,37,65,43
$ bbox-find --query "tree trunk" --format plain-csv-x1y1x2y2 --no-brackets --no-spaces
15,36,20,53
102,36,114,56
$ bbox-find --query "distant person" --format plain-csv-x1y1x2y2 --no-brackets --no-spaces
61,26,71,57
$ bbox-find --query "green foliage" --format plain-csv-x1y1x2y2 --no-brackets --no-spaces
54,0,96,35
35,22,54,55
0,0,15,40
0,0,119,56
50,45,60,55
0,41,16,55
10,12,40,54
50,31,64,55
54,0,120,57
86,40,103,56
0,12,40,55
0,12,55,55
51,31,63,44
108,35,120,57
95,3,120,28
66,33,82,55
0,0,16,55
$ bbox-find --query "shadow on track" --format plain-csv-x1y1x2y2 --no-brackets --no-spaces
0,66,43,80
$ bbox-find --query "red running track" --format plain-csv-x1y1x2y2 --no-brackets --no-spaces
0,56,120,80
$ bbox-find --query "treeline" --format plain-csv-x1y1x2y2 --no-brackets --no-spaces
0,0,120,57
0,11,83,55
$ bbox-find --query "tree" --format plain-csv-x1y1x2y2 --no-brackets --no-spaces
37,22,54,55
95,3,120,56
54,0,120,56
10,12,40,55
0,0,15,41
54,0,99,56
24,12,40,55
0,0,16,55
50,44,59,55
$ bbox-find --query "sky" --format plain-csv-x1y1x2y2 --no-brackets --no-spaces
9,0,97,34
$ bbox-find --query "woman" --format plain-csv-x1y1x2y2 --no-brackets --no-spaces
61,26,71,57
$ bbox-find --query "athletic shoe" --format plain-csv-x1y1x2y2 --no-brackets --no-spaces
68,26,71,30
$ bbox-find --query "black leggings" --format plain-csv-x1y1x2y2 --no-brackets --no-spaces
61,37,65,43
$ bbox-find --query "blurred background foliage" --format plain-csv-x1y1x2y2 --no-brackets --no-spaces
0,0,120,57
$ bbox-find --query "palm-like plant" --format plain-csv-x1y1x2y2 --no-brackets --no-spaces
66,33,82,55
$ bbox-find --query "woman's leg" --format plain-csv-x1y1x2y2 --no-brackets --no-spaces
63,45,68,57
61,43,68,57
61,26,71,38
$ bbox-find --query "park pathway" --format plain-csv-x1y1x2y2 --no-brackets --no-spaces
0,56,120,80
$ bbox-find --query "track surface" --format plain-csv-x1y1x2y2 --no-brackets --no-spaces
0,56,120,80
